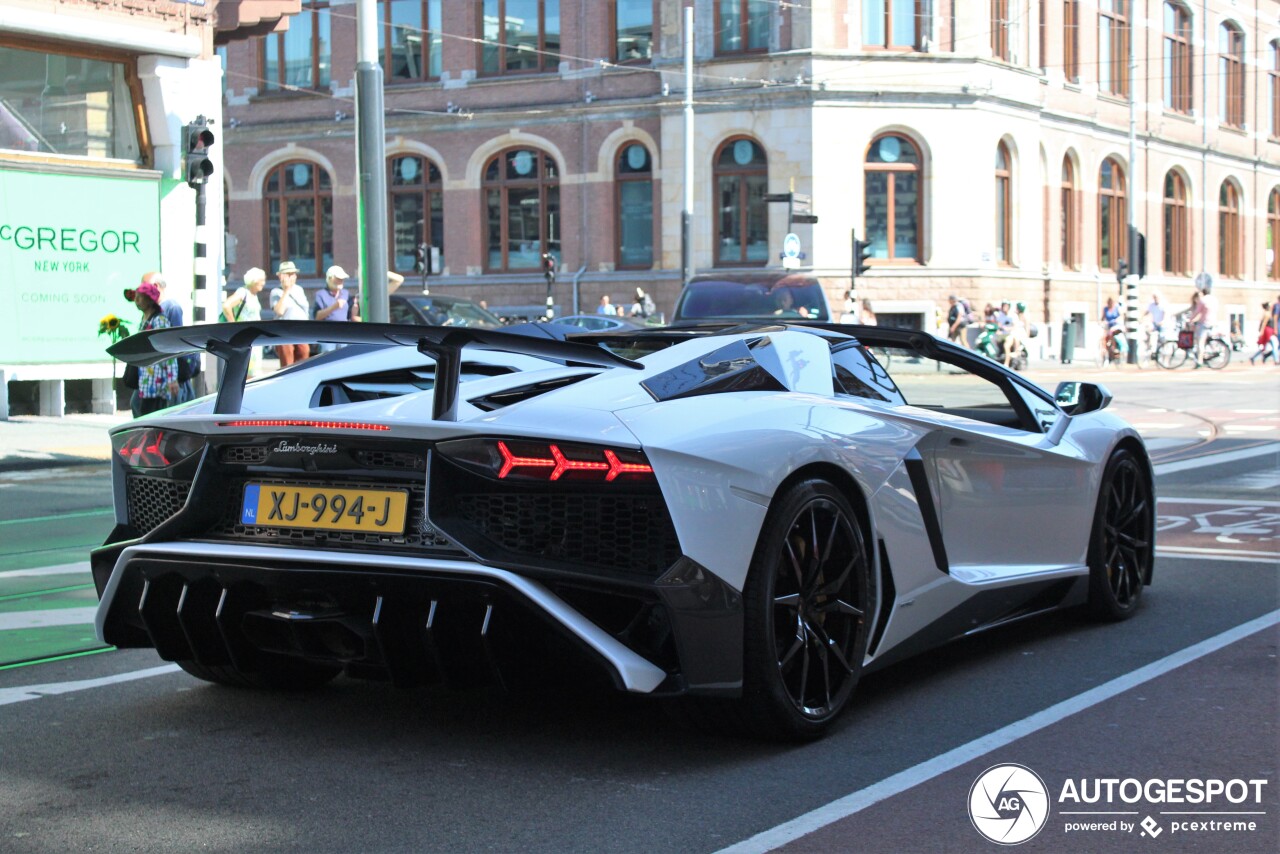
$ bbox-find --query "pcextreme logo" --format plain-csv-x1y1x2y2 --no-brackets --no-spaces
969,764,1051,845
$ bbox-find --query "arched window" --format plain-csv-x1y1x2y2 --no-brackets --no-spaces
1162,171,1189,275
991,0,1011,61
865,134,922,263
1219,22,1244,127
1060,156,1078,268
1218,182,1241,278
616,143,653,269
264,160,333,276
995,142,1012,263
863,0,923,49
1270,41,1279,139
388,154,443,275
1098,157,1126,272
714,137,768,266
1268,188,1280,281
1163,3,1192,113
1099,1,1129,97
483,147,560,271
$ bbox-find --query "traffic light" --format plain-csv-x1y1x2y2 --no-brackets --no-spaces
1134,231,1147,279
852,230,873,278
541,251,557,284
184,116,215,189
1115,259,1128,284
414,243,427,274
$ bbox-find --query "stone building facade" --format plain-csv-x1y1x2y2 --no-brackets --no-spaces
219,0,1280,352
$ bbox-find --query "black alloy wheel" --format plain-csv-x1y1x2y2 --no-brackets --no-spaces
741,479,873,739
1086,450,1154,620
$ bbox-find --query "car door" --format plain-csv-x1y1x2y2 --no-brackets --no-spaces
861,344,1095,577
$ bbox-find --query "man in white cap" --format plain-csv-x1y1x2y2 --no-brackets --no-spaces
314,264,358,352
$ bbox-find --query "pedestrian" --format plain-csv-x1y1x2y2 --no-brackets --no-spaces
630,287,656,319
131,282,179,415
597,294,616,316
858,298,878,326
141,271,198,403
268,260,310,366
1100,296,1122,361
1250,302,1276,365
1140,291,1166,354
314,265,358,352
1002,301,1029,367
223,267,266,376
946,294,974,347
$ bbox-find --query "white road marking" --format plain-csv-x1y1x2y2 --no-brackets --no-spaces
0,664,180,708
1159,497,1280,506
1152,443,1278,475
1155,551,1280,564
716,609,1280,854
1223,425,1276,432
1131,423,1188,429
1155,546,1278,561
0,607,99,631
0,562,92,579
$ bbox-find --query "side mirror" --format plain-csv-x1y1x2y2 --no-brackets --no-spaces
1055,381,1113,415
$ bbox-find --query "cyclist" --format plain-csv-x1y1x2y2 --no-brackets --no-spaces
1187,282,1218,367
1100,297,1122,362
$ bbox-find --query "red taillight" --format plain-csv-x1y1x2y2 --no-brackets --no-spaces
496,441,653,482
441,438,655,483
216,419,390,431
113,428,204,468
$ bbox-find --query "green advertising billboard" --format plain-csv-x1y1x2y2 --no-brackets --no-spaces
0,166,161,364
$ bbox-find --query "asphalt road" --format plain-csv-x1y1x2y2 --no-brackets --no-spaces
0,371,1275,853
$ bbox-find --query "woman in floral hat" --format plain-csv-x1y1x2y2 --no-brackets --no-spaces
133,282,179,414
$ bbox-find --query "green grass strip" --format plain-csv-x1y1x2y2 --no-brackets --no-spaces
0,645,114,671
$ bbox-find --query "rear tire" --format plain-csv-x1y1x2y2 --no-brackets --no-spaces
176,657,341,691
736,479,873,740
1085,450,1154,621
1203,338,1231,370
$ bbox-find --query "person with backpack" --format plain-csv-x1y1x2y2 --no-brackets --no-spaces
946,294,975,348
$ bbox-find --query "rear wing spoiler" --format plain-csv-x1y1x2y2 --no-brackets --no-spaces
107,320,642,420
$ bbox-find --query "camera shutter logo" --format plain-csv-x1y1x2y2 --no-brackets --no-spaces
968,764,1051,845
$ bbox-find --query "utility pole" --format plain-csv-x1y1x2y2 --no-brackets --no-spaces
681,4,694,288
356,0,389,322
1124,13,1139,364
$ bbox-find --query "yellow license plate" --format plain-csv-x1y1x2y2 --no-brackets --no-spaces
241,483,409,533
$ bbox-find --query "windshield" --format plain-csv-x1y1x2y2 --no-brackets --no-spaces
675,280,829,321
403,296,502,328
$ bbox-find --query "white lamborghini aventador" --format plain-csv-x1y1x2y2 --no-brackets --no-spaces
95,320,1154,739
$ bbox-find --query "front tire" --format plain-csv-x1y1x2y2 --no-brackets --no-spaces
739,479,873,740
1085,450,1154,620
1155,341,1186,370
1203,338,1231,370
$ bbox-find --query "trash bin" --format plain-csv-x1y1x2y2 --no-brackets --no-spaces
1060,320,1076,364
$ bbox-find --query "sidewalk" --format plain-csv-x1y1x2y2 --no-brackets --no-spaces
0,413,129,472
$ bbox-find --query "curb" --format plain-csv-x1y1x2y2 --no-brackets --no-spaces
0,454,110,474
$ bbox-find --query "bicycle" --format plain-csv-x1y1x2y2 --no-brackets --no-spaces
1096,329,1127,368
1154,325,1231,370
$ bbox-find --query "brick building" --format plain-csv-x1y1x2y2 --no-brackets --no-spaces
220,0,1280,352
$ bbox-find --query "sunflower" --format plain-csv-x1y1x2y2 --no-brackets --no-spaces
98,314,132,342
